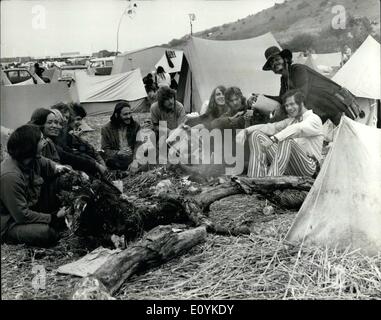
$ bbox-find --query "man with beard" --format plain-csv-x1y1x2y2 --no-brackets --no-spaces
101,101,141,170
237,89,323,178
258,46,359,125
150,86,185,134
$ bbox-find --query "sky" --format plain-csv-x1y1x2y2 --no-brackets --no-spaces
1,0,283,58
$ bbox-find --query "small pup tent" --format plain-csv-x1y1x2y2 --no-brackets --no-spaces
286,117,381,256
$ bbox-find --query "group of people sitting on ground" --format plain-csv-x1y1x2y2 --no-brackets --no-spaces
0,45,359,248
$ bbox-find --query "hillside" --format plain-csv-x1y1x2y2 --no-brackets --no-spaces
168,0,380,52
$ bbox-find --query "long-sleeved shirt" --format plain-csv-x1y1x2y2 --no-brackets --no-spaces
250,110,324,161
150,101,186,130
0,157,57,237
266,64,358,125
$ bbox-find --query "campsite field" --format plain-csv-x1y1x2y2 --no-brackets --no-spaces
1,113,381,300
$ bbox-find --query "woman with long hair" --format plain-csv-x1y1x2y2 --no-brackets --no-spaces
155,66,171,88
0,124,70,247
29,108,105,176
185,85,229,129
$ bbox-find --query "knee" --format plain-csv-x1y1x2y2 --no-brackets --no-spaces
35,225,59,248
249,130,266,141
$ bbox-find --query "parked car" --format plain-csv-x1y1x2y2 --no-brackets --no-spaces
2,68,39,84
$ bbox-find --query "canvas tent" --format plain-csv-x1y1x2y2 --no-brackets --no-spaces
178,33,281,112
332,35,380,127
72,68,147,115
1,82,74,129
155,50,184,73
112,46,169,76
285,117,381,256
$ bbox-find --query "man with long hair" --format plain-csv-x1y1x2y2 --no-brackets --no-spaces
150,86,185,133
260,46,359,125
101,101,141,170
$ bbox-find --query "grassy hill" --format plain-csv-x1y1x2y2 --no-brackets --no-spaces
168,0,380,52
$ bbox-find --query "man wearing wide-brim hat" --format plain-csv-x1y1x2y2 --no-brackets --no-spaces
260,46,359,126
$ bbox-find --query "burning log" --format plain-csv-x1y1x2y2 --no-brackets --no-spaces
72,225,207,299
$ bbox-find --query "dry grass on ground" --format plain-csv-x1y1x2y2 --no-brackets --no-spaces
2,113,380,300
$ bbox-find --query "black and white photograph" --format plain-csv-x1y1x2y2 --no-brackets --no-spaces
1,0,380,306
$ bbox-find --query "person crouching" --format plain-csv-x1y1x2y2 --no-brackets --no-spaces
0,125,70,247
101,101,141,170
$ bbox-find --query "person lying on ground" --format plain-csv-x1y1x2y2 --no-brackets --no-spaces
236,89,323,178
0,124,71,247
29,108,106,176
261,46,359,125
101,101,141,171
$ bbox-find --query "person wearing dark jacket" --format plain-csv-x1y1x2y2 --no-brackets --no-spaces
29,108,106,176
0,125,70,247
260,46,359,125
67,103,106,166
101,101,141,170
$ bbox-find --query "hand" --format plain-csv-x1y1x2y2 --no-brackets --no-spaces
244,110,254,121
236,129,247,145
260,137,274,149
181,124,191,131
128,159,139,172
96,163,107,175
247,94,259,109
232,111,245,118
57,206,70,218
55,164,72,174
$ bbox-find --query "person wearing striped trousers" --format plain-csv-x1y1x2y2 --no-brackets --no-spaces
237,89,324,178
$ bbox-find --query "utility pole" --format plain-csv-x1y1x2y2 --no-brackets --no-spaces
116,0,137,56
188,13,196,112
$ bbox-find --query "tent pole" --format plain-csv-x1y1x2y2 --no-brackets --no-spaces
190,71,193,113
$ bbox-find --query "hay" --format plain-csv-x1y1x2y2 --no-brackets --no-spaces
116,214,381,300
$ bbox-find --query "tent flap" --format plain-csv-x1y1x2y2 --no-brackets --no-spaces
179,33,281,112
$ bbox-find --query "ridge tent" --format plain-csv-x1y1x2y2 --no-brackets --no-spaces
72,68,147,115
155,50,184,74
286,116,381,256
177,33,282,113
112,46,169,76
1,82,74,129
332,35,380,127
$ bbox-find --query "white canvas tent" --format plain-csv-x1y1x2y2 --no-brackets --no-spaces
72,68,147,115
332,35,380,127
112,46,169,76
155,50,184,73
286,117,381,256
178,33,281,112
0,82,75,129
